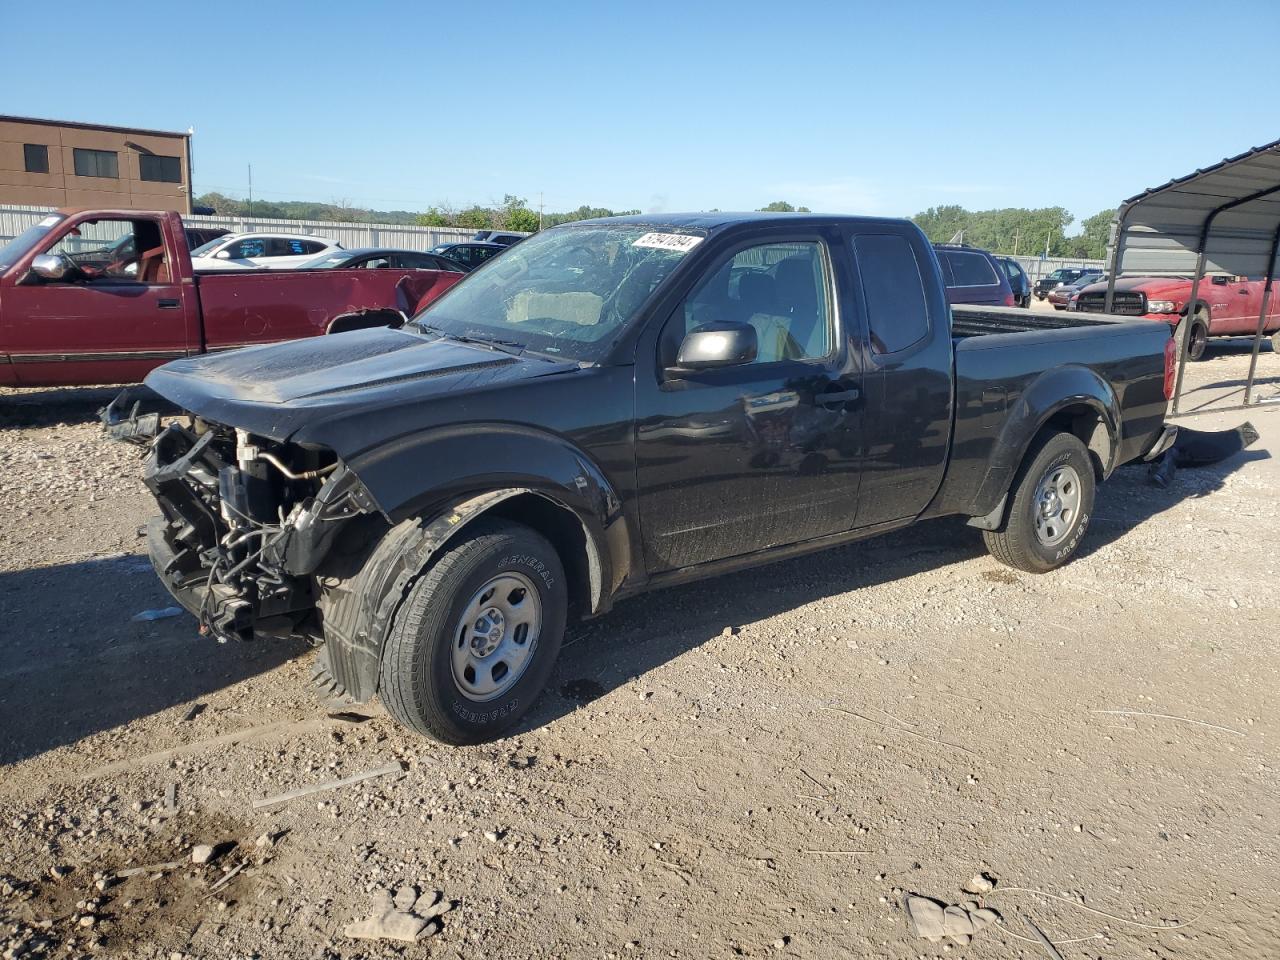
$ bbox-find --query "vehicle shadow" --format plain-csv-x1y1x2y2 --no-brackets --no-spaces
521,449,1266,733
0,553,306,767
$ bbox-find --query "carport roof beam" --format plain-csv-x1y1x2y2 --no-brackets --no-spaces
1104,138,1280,412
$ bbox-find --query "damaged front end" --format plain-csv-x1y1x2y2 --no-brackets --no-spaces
103,393,377,642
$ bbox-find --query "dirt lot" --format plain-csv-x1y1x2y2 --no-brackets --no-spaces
1,339,1278,960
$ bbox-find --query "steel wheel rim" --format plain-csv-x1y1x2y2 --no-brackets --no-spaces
450,572,541,702
1033,463,1081,547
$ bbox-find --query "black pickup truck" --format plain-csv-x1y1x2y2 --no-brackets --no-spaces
107,213,1178,744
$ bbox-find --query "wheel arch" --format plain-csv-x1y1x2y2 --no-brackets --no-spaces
313,483,617,705
971,365,1120,522
325,309,405,335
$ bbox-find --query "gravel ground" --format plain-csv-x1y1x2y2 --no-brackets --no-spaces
1,340,1278,960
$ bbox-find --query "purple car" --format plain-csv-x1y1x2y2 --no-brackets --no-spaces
933,243,1016,307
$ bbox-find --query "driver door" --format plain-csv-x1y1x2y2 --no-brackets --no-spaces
4,216,190,386
634,235,864,573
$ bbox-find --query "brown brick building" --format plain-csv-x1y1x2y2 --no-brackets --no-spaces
0,115,192,213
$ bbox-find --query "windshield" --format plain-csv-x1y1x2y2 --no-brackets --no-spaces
190,235,233,257
411,224,699,361
0,215,65,272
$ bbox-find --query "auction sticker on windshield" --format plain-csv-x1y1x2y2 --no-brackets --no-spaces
632,232,703,253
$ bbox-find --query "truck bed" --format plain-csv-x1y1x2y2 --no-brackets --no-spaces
925,304,1173,522
950,303,1114,338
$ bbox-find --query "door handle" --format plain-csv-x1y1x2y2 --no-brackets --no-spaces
157,298,180,309
816,388,860,407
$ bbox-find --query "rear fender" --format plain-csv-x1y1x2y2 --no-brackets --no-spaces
973,365,1120,518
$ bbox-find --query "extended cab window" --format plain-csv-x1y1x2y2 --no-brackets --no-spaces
853,234,929,354
678,242,832,364
943,251,998,287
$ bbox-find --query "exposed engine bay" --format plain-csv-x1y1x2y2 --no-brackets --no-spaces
105,396,377,642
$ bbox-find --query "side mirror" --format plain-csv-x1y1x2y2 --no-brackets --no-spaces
30,253,75,281
214,250,232,260
670,321,758,374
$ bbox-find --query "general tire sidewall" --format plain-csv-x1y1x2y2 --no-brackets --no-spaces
419,529,565,742
1020,444,1094,569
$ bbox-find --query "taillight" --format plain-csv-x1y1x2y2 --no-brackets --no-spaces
1003,292,1016,307
1163,333,1177,400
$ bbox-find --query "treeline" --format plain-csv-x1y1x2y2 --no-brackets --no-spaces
414,196,641,232
912,205,1115,259
194,192,422,225
194,191,641,232
194,191,1114,256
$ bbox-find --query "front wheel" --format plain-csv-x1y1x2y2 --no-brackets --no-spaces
983,431,1096,573
379,519,566,744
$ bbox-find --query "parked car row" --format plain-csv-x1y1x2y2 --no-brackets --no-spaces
186,230,524,275
1048,270,1105,309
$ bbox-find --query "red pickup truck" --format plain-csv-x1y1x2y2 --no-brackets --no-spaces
1076,274,1280,360
0,209,461,387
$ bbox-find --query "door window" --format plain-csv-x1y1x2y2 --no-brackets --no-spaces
44,218,167,282
676,241,832,364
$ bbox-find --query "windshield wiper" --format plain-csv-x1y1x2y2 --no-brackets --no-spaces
411,321,526,356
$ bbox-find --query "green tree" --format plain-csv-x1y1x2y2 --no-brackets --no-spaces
913,205,1078,257
415,208,452,227
1071,209,1116,260
456,206,494,229
757,200,811,213
506,207,540,232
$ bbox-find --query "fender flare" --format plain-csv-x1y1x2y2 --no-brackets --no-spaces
972,365,1121,519
315,485,613,703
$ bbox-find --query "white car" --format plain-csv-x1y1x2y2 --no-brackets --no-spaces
189,233,342,271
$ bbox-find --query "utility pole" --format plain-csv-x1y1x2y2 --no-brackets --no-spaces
1044,230,1051,259
247,163,254,219
1013,228,1020,256
538,191,544,231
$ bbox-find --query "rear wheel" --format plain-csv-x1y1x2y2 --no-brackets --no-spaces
1184,310,1210,362
379,519,566,744
983,431,1096,573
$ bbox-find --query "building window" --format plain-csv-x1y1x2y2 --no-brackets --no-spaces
139,154,182,183
24,144,49,174
72,148,119,179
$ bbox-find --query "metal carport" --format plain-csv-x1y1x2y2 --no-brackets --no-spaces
1103,138,1280,414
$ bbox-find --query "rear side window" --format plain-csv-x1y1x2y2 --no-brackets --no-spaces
269,238,326,256
944,251,998,287
231,238,267,258
853,234,930,354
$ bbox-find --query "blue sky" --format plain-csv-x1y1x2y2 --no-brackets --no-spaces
3,0,1277,228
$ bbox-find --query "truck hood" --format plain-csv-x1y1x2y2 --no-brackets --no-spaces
144,326,578,443
1079,276,1190,295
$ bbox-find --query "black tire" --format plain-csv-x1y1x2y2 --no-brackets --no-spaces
1184,310,1209,362
379,519,566,745
983,431,1096,574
